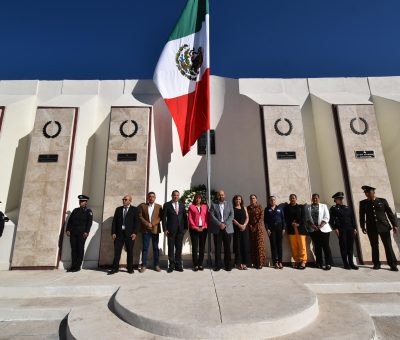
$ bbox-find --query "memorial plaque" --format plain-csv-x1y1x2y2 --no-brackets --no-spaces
117,153,137,162
277,151,296,160
355,150,375,159
38,154,59,163
99,107,150,266
12,108,76,268
197,129,215,155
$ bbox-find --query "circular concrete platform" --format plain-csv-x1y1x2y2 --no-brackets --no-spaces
113,271,319,339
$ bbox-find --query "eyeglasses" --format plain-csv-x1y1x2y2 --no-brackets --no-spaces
122,198,128,201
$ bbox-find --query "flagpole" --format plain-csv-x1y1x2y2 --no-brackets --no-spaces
206,128,212,267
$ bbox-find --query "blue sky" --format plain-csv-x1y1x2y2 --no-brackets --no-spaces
1,0,399,80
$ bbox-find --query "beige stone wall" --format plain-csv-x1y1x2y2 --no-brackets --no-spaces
11,108,76,267
262,106,313,263
336,104,400,262
99,107,150,266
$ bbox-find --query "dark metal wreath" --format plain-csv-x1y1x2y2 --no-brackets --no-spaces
119,120,138,138
42,121,62,139
274,118,293,136
350,117,368,135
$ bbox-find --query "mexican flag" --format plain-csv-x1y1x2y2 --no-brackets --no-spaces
154,0,210,156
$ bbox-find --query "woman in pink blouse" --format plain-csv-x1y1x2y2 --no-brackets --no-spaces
188,193,209,271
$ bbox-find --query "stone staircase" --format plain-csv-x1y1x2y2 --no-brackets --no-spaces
0,268,400,339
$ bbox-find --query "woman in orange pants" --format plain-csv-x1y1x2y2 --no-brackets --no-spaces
284,194,307,269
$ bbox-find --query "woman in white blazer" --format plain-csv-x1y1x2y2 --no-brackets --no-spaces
305,193,333,270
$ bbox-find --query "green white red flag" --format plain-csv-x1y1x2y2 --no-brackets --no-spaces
153,0,210,156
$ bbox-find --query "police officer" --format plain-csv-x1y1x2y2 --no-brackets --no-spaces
359,186,398,271
330,192,358,270
0,201,10,238
66,195,93,272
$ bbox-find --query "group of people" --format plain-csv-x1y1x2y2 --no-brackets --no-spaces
65,185,399,273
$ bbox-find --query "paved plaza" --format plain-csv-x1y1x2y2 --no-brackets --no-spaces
0,264,399,339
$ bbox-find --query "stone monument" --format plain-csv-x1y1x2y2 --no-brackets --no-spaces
334,104,400,263
11,107,77,268
99,107,151,267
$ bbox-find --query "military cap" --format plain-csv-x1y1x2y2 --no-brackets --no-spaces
332,192,345,199
361,186,375,193
78,194,90,201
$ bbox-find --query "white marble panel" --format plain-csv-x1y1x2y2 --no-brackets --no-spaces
336,104,399,263
11,108,75,267
262,106,313,263
99,107,150,266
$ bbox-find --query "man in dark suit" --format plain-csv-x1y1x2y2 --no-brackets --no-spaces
209,190,234,271
108,194,139,274
66,195,93,272
359,186,398,271
138,192,163,272
0,201,9,238
162,190,188,273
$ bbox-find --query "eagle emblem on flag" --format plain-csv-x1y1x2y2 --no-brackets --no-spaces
175,44,204,81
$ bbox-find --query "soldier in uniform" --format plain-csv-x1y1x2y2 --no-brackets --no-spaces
359,186,398,271
330,192,358,270
0,201,10,238
66,195,93,272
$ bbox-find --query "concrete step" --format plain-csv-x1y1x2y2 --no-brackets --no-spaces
0,285,116,299
113,271,319,339
0,320,62,340
277,295,376,340
0,297,103,321
66,297,172,340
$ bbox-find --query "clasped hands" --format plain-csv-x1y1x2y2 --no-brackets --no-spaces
112,233,136,241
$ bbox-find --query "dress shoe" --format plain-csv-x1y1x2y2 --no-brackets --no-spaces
324,265,332,271
71,268,81,272
343,264,351,270
193,266,199,272
373,264,381,270
127,269,134,274
107,269,119,275
154,266,161,272
350,264,359,270
176,267,184,272
66,268,76,273
198,266,204,271
213,267,221,272
298,263,306,270
225,267,232,272
167,267,174,273
139,266,146,273
390,266,399,272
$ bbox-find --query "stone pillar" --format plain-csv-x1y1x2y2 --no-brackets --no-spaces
99,107,150,267
262,105,313,263
334,104,399,263
11,107,77,268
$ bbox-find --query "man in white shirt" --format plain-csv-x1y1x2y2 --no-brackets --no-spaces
162,190,188,272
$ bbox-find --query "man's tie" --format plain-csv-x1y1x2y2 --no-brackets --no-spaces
123,207,127,223
175,202,179,215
